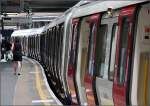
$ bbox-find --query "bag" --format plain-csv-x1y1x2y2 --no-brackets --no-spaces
7,51,13,61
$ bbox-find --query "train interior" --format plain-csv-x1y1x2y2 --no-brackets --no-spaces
76,16,89,105
79,16,95,105
95,13,118,105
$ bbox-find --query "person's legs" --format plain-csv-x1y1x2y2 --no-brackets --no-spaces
17,61,22,75
13,61,17,74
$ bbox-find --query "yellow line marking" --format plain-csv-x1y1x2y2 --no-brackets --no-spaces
144,57,148,106
35,64,50,106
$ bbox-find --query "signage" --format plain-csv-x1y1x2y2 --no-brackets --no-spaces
144,25,150,44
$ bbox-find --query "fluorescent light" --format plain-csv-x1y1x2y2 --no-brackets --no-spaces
6,13,19,15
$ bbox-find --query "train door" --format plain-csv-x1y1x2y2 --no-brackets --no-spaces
57,25,64,95
29,36,31,57
35,35,37,58
84,14,100,105
46,31,49,69
29,36,32,57
24,37,27,56
59,25,65,96
28,36,32,57
31,35,34,58
51,27,56,84
44,32,47,66
37,34,39,59
28,37,29,56
21,37,23,55
39,33,43,62
47,29,51,79
50,28,55,83
75,14,100,105
39,34,41,61
32,36,34,58
40,33,45,64
34,35,36,59
39,34,41,60
33,35,35,58
55,26,61,94
35,35,38,59
51,28,55,83
113,6,137,106
31,36,33,57
67,18,79,104
24,37,26,55
131,3,150,106
95,13,118,105
35,35,37,59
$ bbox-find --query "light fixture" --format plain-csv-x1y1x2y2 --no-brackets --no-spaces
107,8,113,17
2,13,19,17
6,13,18,15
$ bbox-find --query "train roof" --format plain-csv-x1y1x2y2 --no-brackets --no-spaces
73,0,149,18
46,15,66,29
45,0,92,29
11,27,45,37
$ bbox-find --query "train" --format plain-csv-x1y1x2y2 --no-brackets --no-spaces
11,0,150,106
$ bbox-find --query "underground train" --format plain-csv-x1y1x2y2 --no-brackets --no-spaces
11,0,150,106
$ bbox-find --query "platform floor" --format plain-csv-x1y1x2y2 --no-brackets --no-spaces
0,57,62,105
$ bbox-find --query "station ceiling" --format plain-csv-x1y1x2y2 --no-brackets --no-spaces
0,0,81,13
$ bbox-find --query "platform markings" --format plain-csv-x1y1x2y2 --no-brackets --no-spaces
35,63,51,105
29,71,40,74
25,57,50,106
32,99,54,103
23,57,62,105
31,58,62,105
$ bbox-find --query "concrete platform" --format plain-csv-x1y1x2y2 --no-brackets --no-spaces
0,57,62,105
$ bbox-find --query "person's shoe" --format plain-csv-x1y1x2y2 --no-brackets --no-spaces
18,73,21,76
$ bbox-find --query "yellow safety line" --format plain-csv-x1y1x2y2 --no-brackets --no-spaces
144,57,148,106
35,64,50,106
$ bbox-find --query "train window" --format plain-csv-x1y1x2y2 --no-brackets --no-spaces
109,24,118,81
95,24,108,77
118,17,129,85
69,24,78,69
87,24,96,76
69,25,75,66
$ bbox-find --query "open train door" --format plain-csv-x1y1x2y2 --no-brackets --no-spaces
113,6,137,106
67,18,80,104
83,14,100,105
72,14,100,105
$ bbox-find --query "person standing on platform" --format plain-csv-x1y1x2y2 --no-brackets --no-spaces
0,34,2,60
1,39,6,61
5,40,12,61
11,38,22,75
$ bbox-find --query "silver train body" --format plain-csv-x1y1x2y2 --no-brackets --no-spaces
11,1,150,105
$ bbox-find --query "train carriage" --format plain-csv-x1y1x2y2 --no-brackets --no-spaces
66,0,150,106
11,0,150,106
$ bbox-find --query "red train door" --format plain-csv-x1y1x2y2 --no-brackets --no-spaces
84,14,100,105
113,6,137,106
67,18,79,104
